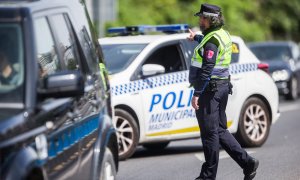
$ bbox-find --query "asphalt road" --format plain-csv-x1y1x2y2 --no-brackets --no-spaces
116,98,300,180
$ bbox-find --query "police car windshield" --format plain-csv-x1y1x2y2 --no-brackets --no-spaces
0,23,24,106
249,45,292,62
102,44,147,74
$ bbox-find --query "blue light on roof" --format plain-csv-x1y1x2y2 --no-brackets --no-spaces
107,24,189,34
156,24,189,32
108,27,127,34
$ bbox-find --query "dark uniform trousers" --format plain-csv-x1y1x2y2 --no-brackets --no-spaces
196,82,250,180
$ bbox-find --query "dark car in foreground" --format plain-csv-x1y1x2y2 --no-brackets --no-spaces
0,0,118,179
248,41,300,100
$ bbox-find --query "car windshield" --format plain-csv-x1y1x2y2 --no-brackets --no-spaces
249,45,292,61
0,23,24,107
101,44,147,74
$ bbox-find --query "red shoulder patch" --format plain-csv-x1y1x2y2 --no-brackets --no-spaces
205,50,214,59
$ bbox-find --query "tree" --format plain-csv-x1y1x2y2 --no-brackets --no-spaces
105,0,300,42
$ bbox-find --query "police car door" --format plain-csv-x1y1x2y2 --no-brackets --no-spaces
139,42,199,140
226,42,246,130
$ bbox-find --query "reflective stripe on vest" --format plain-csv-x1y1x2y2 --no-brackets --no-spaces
99,63,108,91
191,28,232,78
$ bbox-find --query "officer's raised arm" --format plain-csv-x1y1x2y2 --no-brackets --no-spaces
187,28,203,43
187,29,195,41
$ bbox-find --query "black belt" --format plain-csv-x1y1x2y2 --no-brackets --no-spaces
211,78,229,84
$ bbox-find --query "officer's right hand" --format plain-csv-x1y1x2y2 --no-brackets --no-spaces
192,96,199,110
187,29,195,41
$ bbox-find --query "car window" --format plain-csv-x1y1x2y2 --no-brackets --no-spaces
78,27,99,73
34,17,61,77
181,39,198,66
50,14,79,71
249,45,292,61
231,42,240,63
102,44,147,74
143,44,186,73
0,23,24,104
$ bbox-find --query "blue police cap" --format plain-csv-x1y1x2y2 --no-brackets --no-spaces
194,3,221,17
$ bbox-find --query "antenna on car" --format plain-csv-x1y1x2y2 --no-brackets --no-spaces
107,24,189,36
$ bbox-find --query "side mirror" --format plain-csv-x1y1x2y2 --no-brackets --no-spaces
38,70,84,99
141,64,165,77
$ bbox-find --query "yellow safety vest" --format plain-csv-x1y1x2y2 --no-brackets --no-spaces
191,28,232,79
99,63,108,91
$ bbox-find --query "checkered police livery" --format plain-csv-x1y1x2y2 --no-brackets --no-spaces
229,63,258,74
111,71,189,96
112,63,259,96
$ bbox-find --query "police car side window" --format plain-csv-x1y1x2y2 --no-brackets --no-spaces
181,40,198,67
231,42,240,63
50,14,80,71
144,44,185,73
34,17,61,77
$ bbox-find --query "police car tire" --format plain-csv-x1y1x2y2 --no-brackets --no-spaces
142,141,170,151
115,109,139,160
99,148,117,180
285,76,298,100
236,97,270,147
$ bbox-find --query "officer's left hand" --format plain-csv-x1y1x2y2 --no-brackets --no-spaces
192,96,199,110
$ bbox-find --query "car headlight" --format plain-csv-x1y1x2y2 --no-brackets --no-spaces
272,70,289,81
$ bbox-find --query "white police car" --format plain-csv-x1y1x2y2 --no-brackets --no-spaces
99,24,280,160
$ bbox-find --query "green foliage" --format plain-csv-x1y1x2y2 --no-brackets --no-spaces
260,0,300,41
106,0,300,42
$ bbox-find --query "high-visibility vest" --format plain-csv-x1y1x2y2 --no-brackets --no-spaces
99,63,108,91
191,28,232,79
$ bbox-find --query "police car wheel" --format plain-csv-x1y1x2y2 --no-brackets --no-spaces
142,142,170,151
113,109,139,160
285,77,298,100
99,148,117,180
236,97,270,147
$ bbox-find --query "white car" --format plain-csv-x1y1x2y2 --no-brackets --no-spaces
100,25,280,160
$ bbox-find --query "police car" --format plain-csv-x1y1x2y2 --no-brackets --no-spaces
99,24,280,160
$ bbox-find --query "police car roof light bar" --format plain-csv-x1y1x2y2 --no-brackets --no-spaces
107,24,189,35
155,24,189,32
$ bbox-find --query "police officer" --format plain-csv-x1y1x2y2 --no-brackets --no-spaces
188,3,259,180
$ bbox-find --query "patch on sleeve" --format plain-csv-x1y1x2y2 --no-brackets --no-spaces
205,50,214,60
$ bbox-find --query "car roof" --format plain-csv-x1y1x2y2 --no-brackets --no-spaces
100,34,172,44
100,33,259,65
0,0,77,12
99,33,244,45
0,0,89,32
